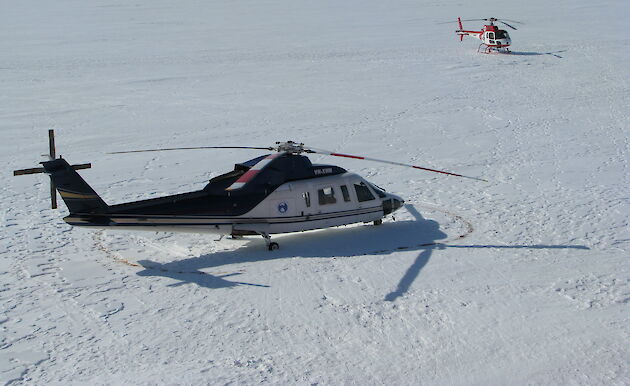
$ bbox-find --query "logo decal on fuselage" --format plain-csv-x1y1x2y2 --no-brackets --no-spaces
314,168,333,176
278,202,288,213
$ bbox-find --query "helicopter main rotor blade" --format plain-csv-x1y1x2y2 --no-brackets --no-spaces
457,18,522,26
108,146,274,154
108,140,487,182
307,147,487,182
436,20,461,25
499,21,518,30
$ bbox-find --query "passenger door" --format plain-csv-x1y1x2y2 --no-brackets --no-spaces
486,31,495,45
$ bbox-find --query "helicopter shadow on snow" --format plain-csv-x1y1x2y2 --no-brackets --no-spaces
136,204,589,298
508,50,566,58
135,205,449,290
384,204,589,301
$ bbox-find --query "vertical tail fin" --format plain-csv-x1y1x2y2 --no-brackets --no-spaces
458,17,464,41
41,158,108,214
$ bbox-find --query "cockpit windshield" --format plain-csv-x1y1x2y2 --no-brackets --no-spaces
495,30,508,39
368,182,387,198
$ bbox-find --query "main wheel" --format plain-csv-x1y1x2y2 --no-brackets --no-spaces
373,219,383,226
268,242,279,251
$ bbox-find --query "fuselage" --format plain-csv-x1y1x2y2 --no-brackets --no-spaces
459,25,511,48
61,155,404,236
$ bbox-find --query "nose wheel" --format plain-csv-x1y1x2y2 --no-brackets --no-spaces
260,232,279,251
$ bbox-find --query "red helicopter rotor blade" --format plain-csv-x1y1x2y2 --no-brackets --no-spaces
307,147,487,182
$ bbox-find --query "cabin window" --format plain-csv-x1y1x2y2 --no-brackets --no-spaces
340,185,351,202
303,192,311,207
487,32,495,40
318,186,337,205
354,182,375,202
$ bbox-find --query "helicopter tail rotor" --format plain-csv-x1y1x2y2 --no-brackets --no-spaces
457,17,464,41
13,130,93,210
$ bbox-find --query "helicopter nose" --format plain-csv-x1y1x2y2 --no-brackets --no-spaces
383,196,404,215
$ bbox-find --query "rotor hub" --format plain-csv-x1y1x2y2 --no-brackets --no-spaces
275,141,307,154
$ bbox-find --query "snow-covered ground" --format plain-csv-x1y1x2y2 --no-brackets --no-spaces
1,0,628,384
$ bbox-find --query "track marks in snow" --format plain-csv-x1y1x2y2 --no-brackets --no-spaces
0,193,146,383
1,0,629,383
554,274,630,310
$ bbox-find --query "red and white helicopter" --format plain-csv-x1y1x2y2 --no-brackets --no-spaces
449,17,522,53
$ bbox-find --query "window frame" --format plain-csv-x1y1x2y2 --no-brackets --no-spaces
303,191,311,207
340,185,351,202
354,182,376,202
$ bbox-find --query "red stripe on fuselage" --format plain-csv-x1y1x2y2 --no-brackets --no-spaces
233,153,279,182
236,169,259,183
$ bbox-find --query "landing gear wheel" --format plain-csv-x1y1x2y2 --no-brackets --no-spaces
260,232,277,251
373,219,383,226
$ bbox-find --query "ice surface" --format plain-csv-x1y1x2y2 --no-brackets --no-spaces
1,0,628,384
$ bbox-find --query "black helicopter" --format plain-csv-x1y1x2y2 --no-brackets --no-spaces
14,133,485,250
